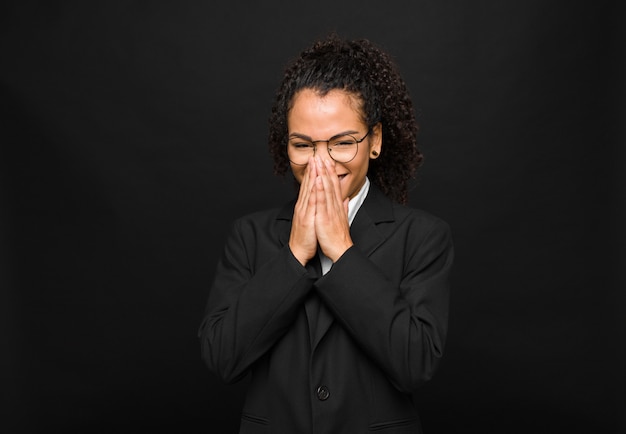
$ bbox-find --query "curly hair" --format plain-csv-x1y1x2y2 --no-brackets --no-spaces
268,35,422,204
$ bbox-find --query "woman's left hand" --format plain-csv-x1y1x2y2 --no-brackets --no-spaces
314,157,353,262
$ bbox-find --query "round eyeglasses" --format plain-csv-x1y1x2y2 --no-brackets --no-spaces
287,131,370,165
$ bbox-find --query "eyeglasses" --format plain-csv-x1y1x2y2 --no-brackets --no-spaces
287,131,370,165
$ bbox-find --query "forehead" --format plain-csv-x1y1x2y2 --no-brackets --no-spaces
288,88,365,134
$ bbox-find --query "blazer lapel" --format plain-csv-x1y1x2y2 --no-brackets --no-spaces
350,184,395,257
276,199,295,248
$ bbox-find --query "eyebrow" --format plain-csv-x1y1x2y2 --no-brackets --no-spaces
288,130,360,141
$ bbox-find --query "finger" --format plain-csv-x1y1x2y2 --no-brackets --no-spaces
304,157,317,196
296,157,316,212
304,157,318,192
315,173,325,209
318,157,343,218
318,161,335,216
313,157,330,213
319,165,345,226
308,178,317,217
323,158,344,206
296,160,310,200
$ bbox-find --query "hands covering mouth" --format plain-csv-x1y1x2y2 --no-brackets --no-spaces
289,156,354,266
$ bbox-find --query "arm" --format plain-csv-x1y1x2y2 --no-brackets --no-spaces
198,218,315,383
315,217,453,392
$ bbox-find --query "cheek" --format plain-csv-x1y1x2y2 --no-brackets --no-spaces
290,164,306,183
350,153,370,173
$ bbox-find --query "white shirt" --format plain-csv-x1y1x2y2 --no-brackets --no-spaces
319,177,370,275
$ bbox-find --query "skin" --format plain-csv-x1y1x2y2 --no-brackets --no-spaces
287,88,382,266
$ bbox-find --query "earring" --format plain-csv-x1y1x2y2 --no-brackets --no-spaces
371,150,379,157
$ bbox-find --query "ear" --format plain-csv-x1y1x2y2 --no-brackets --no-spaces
368,122,382,159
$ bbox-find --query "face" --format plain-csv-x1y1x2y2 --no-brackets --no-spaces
287,88,382,201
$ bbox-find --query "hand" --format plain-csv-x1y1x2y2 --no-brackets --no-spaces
314,157,353,262
289,157,318,266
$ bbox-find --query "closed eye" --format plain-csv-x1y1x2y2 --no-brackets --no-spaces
292,142,314,149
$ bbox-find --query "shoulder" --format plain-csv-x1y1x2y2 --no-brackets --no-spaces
394,203,450,232
228,200,294,234
391,205,452,253
365,184,450,234
235,207,282,223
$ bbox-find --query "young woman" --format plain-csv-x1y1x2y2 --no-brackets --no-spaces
199,35,453,433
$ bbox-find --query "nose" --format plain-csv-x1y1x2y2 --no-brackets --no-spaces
314,142,332,159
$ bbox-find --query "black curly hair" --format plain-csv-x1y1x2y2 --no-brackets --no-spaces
268,35,422,204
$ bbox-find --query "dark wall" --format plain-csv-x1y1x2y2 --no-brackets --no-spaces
1,1,624,433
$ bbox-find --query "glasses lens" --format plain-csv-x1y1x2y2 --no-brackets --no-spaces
287,135,360,165
287,140,314,165
329,135,358,163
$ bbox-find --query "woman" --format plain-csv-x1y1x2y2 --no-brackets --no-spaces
199,35,453,433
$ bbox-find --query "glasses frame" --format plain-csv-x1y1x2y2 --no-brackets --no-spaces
287,130,371,166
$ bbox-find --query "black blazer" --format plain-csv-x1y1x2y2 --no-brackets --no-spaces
199,185,453,433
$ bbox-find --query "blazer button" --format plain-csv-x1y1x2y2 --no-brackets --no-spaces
316,386,330,401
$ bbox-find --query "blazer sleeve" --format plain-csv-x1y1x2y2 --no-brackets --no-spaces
198,216,315,384
314,216,453,393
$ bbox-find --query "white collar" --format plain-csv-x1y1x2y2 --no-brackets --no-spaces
347,177,370,226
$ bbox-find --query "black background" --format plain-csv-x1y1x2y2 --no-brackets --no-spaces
1,1,624,433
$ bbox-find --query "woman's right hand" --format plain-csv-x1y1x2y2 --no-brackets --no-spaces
289,157,318,266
